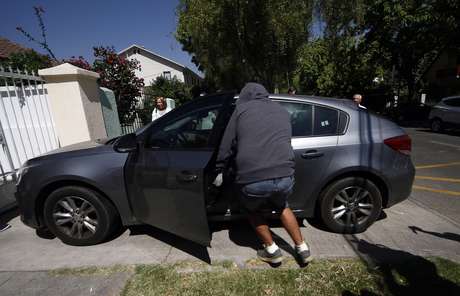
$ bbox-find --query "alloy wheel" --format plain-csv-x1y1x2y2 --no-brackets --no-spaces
52,196,99,239
331,186,373,228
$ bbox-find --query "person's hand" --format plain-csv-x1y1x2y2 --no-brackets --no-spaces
213,173,223,187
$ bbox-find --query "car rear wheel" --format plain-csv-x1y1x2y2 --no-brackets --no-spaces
43,186,120,246
431,118,443,132
319,177,382,233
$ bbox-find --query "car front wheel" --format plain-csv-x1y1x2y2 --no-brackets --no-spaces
43,186,119,246
319,177,382,233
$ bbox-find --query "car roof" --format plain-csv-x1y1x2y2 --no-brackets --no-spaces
441,96,460,101
231,93,358,112
270,94,352,107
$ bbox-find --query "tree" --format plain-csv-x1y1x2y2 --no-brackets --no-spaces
16,6,58,61
138,76,191,124
0,50,52,73
295,0,460,105
92,46,144,123
361,0,460,100
176,0,313,91
62,56,92,71
295,37,388,99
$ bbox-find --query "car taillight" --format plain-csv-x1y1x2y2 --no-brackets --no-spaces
384,135,411,155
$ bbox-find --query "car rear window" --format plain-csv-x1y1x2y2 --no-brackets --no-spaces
278,101,348,137
338,111,349,134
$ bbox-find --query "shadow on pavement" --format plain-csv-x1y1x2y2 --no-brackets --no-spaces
409,226,460,243
343,237,460,295
222,219,308,267
225,220,294,254
128,225,211,264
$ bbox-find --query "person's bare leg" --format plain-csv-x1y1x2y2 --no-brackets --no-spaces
280,208,303,245
248,214,273,246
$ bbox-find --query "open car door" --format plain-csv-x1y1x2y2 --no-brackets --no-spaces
125,93,235,246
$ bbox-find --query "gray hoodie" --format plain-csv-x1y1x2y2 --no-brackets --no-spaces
216,83,295,184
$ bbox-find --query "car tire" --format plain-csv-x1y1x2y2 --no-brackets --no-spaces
43,186,120,246
431,118,443,132
319,177,382,234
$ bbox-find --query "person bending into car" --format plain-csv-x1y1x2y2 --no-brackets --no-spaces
213,82,311,264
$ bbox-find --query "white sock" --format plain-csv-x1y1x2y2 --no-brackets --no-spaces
295,241,309,252
265,242,279,254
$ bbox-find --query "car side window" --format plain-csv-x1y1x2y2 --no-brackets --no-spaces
313,106,339,136
278,102,313,137
337,111,349,134
147,106,220,149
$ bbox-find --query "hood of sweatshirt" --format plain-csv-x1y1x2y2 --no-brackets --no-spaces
237,82,269,105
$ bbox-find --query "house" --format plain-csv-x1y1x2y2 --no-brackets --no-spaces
118,44,202,87
422,48,460,103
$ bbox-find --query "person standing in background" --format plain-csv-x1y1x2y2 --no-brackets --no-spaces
151,97,171,121
353,94,367,109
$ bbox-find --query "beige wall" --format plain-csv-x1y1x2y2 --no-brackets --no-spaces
39,64,107,147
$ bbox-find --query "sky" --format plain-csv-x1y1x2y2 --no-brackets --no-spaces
1,0,201,74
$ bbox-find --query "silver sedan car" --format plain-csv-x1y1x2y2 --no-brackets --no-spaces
429,96,460,132
16,94,415,246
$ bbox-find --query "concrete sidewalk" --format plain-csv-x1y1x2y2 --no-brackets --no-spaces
0,271,131,296
0,198,459,272
0,197,459,295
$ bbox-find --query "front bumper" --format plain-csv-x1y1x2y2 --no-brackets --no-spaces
15,185,41,229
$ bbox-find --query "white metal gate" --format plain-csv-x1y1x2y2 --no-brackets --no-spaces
0,66,59,180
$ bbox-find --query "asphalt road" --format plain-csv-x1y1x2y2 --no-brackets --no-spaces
0,128,459,277
406,128,460,224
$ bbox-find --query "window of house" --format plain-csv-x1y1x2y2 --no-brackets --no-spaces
163,71,171,80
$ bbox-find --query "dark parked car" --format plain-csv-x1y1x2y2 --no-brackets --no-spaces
16,93,415,246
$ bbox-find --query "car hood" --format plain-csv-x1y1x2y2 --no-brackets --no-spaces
30,138,113,162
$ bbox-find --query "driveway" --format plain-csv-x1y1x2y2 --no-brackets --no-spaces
0,128,459,272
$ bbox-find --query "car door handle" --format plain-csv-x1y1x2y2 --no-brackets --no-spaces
301,150,324,159
177,171,198,182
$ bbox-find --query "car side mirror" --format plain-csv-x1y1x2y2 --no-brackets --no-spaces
113,133,137,153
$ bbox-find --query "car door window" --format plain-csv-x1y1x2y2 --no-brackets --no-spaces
313,106,339,136
148,106,220,149
278,102,313,137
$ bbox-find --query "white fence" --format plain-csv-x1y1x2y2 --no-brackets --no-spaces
0,67,59,179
